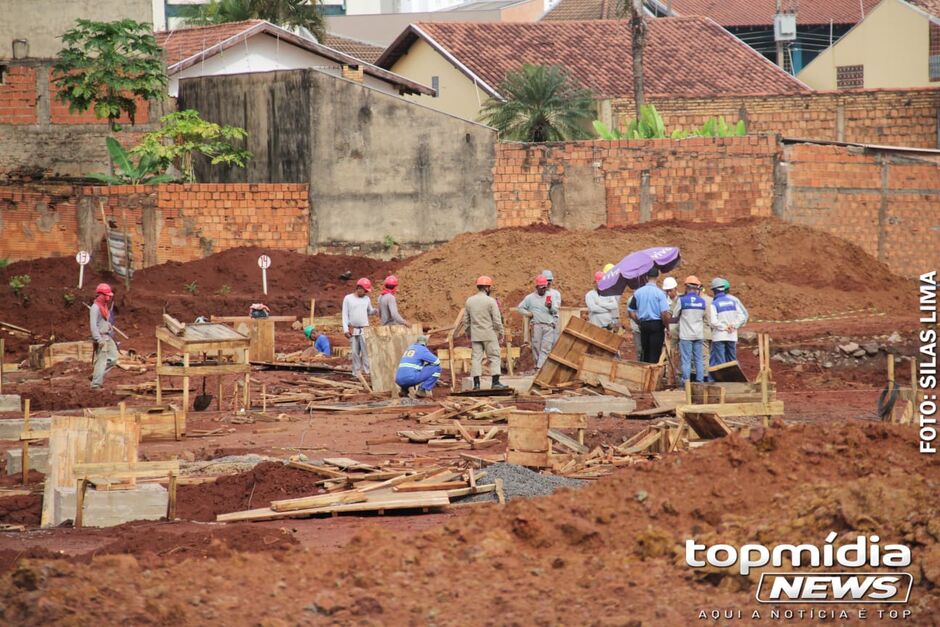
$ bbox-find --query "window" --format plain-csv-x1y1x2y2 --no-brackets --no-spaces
431,76,439,93
0,64,6,86
836,65,864,89
930,23,940,81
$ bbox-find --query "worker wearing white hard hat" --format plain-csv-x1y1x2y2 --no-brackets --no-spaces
661,277,680,374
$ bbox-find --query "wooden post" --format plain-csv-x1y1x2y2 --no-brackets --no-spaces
242,347,250,409
685,379,692,404
74,478,88,528
122,208,131,292
21,399,30,483
262,384,267,413
100,200,114,273
0,338,4,394
309,298,315,325
505,324,514,376
167,473,177,520
119,401,126,421
182,352,190,413
155,339,162,404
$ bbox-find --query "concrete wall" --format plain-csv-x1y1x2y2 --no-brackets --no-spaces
798,0,930,90
0,0,154,59
178,69,497,253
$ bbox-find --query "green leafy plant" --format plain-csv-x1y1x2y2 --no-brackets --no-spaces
52,19,167,132
87,137,177,185
63,292,77,306
9,274,31,296
382,235,398,251
180,0,326,41
0,258,8,268
595,106,748,140
184,281,199,295
479,64,595,142
131,110,251,183
217,284,232,296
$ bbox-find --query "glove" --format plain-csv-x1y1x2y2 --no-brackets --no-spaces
545,295,552,308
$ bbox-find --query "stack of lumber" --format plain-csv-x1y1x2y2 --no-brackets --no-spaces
417,399,514,425
397,421,504,450
216,457,502,522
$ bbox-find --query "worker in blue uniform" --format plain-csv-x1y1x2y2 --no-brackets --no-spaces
395,335,441,398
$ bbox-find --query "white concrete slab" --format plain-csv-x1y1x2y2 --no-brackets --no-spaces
0,395,21,413
6,446,49,475
461,375,533,394
544,396,637,415
53,483,168,527
0,416,49,440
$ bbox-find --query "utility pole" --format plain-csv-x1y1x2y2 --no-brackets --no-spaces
630,0,647,118
775,0,785,68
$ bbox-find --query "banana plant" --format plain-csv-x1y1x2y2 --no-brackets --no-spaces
594,104,668,140
86,137,177,185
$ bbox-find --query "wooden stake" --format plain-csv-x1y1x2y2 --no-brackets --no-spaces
262,384,267,413
310,298,315,325
74,478,88,528
167,473,177,520
0,338,4,395
155,339,163,404
21,399,30,484
122,207,130,292
100,200,114,273
495,478,505,505
505,324,514,376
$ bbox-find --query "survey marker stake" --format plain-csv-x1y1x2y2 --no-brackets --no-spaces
258,254,271,295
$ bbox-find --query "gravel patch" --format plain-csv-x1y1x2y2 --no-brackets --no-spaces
463,462,585,503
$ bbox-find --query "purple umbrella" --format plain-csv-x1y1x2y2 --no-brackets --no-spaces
597,246,681,296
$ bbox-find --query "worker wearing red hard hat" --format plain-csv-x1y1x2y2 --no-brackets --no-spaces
585,269,620,331
379,275,408,326
342,277,378,377
463,275,507,390
90,283,118,389
517,275,557,370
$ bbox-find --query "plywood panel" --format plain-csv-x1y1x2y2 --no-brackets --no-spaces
362,324,424,393
534,316,622,388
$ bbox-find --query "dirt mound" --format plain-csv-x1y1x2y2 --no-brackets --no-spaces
0,495,41,527
176,461,323,522
1,421,935,624
395,219,913,328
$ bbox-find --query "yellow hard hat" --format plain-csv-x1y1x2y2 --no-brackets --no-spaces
602,263,614,273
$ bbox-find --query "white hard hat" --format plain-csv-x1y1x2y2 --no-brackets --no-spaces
662,277,678,290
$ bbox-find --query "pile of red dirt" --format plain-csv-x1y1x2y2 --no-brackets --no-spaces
176,461,323,522
1,421,935,624
395,219,915,328
0,247,401,358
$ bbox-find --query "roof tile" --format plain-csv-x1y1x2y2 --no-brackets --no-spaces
155,20,265,68
322,34,385,64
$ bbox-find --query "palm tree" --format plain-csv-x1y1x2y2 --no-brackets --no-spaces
479,64,595,142
179,0,325,42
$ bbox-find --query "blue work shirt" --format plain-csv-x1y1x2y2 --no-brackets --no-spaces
314,334,332,356
629,283,670,321
396,343,440,374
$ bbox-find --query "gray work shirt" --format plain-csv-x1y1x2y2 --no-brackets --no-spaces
378,292,407,325
517,291,556,325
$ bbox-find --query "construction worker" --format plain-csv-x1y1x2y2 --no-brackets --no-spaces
303,325,332,357
395,335,441,398
627,268,671,364
518,275,557,369
722,279,750,326
379,275,408,326
542,269,562,345
662,276,679,358
464,276,507,390
585,271,620,331
670,276,707,384
89,283,118,389
342,278,377,376
709,277,746,366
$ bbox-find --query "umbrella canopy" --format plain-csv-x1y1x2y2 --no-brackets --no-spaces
597,246,681,296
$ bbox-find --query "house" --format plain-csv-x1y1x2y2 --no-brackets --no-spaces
798,0,940,89
156,20,434,97
322,33,386,64
375,18,809,121
543,0,883,74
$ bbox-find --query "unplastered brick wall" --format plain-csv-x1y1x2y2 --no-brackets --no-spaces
0,183,310,267
0,65,39,125
610,88,940,149
494,135,777,228
781,143,940,276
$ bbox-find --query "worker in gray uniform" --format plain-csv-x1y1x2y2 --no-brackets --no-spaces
89,282,118,389
517,275,557,369
464,276,507,390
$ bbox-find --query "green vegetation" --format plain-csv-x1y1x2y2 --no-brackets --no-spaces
479,64,595,142
9,275,31,301
217,284,232,296
184,281,199,295
594,104,747,140
0,258,8,269
382,235,397,251
63,292,77,306
180,0,325,41
87,137,177,185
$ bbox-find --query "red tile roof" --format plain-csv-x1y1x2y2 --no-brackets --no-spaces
322,33,385,64
652,0,884,27
907,0,940,17
542,0,615,21
377,18,809,99
156,20,266,68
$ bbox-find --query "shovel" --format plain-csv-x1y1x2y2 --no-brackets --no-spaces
193,377,213,411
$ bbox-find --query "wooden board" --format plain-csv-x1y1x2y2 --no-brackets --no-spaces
28,341,94,369
652,390,686,409
676,400,784,418
690,381,775,404
681,412,732,439
216,490,449,522
708,360,749,383
507,413,549,453
534,316,622,389
155,324,249,351
86,406,185,441
42,415,140,527
236,319,275,363
362,324,423,394
505,450,550,468
579,353,661,393
211,315,296,323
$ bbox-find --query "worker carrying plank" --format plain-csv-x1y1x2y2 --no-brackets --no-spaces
342,278,377,377
378,275,408,325
395,335,441,398
585,270,620,331
518,274,557,369
464,275,508,391
89,282,118,389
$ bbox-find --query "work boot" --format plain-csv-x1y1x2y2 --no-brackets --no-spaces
490,375,508,390
398,386,410,398
416,388,431,399
472,376,481,391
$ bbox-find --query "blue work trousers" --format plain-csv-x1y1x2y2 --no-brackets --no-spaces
679,339,705,384
395,364,442,392
710,341,737,367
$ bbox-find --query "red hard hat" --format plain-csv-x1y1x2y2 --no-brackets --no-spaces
96,283,113,296
384,275,398,287
594,271,604,282
476,275,493,287
356,278,373,292
535,275,548,287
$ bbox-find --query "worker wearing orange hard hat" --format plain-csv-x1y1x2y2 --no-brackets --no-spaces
517,275,557,370
379,275,408,326
585,269,620,331
342,277,377,377
669,275,707,384
464,276,507,390
90,283,118,389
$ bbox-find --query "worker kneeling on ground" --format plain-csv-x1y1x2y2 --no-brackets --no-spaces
303,324,332,357
395,335,441,398
90,282,118,389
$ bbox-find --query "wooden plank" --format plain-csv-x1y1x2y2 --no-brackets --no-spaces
211,315,296,323
362,323,423,394
651,390,686,409
216,490,449,522
708,360,749,383
617,429,662,454
690,381,775,404
676,400,784,418
246,319,275,363
547,429,588,454
445,483,496,499
270,490,367,512
534,316,621,389
394,481,467,492
20,430,50,441
505,450,550,468
507,413,549,453
163,314,186,336
155,364,249,377
681,412,733,440
547,413,588,430
74,460,179,476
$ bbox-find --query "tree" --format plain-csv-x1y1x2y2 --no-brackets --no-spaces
131,110,251,182
478,64,595,143
628,0,647,120
52,19,167,132
180,0,325,42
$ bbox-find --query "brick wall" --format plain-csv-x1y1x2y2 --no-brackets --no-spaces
0,65,39,125
0,183,310,267
781,143,940,275
610,88,940,149
494,135,778,228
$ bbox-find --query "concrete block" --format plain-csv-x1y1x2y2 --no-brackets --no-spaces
0,417,49,440
54,483,168,527
0,395,21,413
6,446,50,475
544,396,637,416
461,375,533,394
